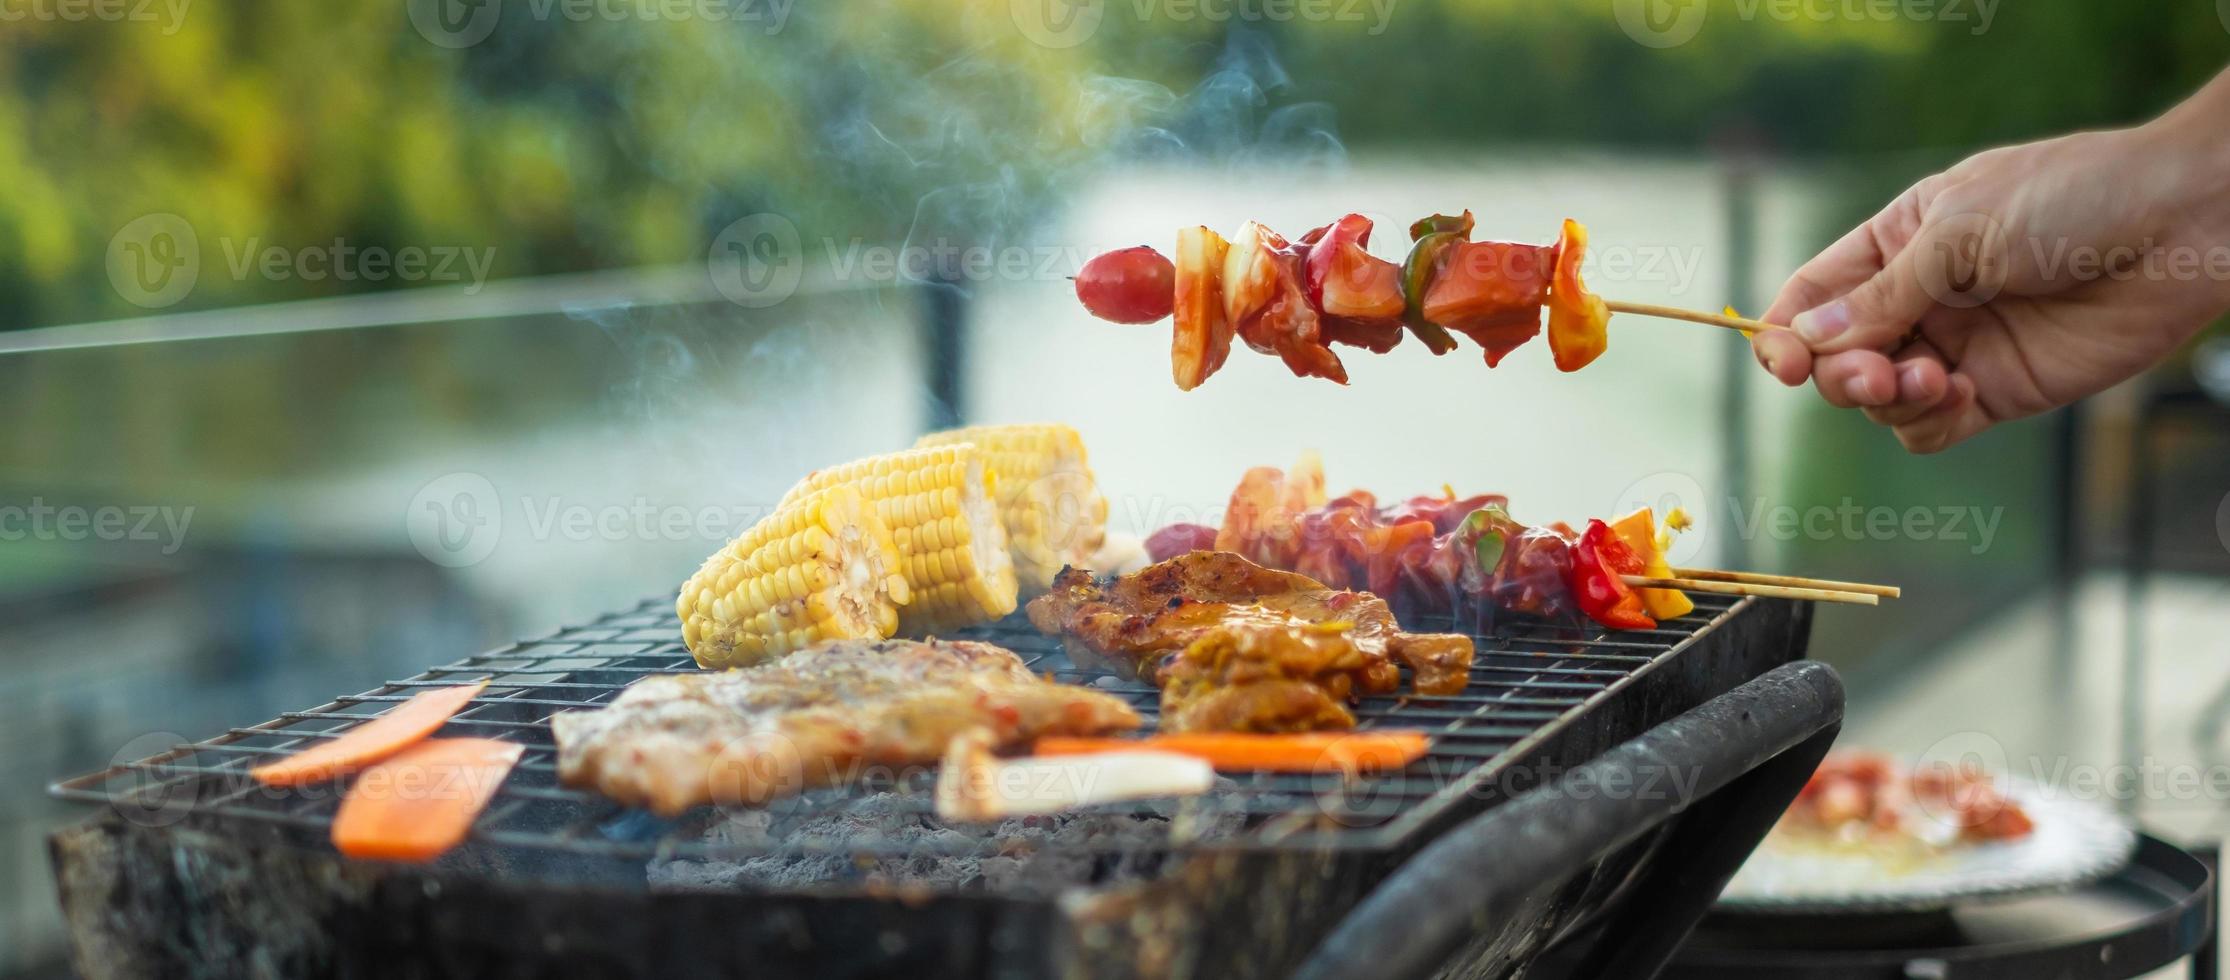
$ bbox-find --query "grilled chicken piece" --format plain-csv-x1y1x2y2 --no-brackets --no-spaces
1026,552,1473,731
1159,625,1382,732
551,638,1140,815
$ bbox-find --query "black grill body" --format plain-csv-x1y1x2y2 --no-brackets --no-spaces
51,594,1835,979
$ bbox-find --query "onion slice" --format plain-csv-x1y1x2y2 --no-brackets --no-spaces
935,729,1214,821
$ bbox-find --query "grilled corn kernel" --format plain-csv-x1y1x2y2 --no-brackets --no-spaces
915,423,1108,594
781,443,1018,634
678,484,911,669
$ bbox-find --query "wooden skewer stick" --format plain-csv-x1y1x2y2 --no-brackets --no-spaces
1604,300,1782,335
1620,575,1880,607
1668,567,1901,599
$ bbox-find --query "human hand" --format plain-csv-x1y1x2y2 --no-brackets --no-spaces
1751,80,2230,453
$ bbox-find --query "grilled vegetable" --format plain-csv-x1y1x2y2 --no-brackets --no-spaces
1398,213,1470,356
936,728,1211,821
1610,506,1695,621
330,737,523,863
1547,218,1611,372
250,682,488,787
680,484,913,669
782,444,1019,634
1074,246,1174,323
1567,518,1655,630
917,422,1109,594
1033,730,1431,774
1171,225,1234,390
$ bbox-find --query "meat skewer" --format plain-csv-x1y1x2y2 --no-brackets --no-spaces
1072,212,1787,390
1148,456,1895,633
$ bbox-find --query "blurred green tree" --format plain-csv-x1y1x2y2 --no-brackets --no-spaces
1,0,2222,330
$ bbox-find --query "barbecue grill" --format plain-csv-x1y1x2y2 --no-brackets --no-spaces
50,591,1840,979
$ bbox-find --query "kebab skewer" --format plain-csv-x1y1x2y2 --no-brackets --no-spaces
1074,212,1779,390
1146,456,1893,633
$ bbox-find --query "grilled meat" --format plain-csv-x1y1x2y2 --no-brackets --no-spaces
551,638,1141,815
1786,752,2035,846
1025,552,1473,731
1158,625,1382,732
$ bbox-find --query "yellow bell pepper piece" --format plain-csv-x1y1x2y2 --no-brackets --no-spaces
1610,507,1695,621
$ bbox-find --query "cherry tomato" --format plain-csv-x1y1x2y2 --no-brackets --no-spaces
1075,246,1175,324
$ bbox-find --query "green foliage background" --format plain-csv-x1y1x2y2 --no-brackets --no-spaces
3,1,2223,330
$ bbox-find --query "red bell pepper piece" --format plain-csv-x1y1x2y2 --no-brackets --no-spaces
1567,518,1656,630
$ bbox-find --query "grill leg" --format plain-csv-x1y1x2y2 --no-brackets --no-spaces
1291,660,1844,980
920,278,967,432
1557,722,1841,979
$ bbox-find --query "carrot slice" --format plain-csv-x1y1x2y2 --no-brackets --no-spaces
251,681,488,787
1032,731,1430,774
330,737,523,863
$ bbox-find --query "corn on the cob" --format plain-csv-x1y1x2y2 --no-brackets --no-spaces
916,423,1108,594
781,444,1018,633
679,485,912,669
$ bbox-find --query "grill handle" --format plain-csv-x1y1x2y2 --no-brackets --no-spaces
1291,659,1844,980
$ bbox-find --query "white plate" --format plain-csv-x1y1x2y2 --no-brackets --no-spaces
1717,780,2138,914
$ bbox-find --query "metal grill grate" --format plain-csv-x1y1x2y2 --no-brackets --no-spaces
52,593,1751,859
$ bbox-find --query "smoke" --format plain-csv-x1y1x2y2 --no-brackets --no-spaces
1116,26,1347,173
801,21,1349,273
543,17,1349,509
1075,28,1348,206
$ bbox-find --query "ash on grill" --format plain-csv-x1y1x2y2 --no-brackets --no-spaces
651,788,1248,896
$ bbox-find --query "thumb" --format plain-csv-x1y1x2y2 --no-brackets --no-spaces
1793,212,2002,355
